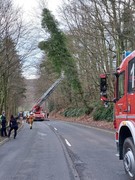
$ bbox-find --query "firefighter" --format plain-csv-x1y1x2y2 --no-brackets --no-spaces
46,109,49,118
29,112,34,129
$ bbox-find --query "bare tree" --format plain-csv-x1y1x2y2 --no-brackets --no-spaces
0,0,30,115
34,0,135,113
57,0,135,103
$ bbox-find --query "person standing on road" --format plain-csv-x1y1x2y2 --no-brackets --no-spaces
18,111,24,124
44,110,49,119
29,112,34,129
1,112,7,137
8,115,18,139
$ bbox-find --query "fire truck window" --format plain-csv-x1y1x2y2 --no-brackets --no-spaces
128,58,135,93
118,72,125,99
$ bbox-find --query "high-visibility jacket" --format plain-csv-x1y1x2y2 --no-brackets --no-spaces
28,115,34,125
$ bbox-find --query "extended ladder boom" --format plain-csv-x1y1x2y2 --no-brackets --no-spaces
36,74,64,107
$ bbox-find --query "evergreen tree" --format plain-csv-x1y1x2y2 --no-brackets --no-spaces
39,8,82,92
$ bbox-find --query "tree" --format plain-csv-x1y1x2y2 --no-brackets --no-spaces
58,0,135,102
0,0,26,116
36,0,135,116
39,8,90,108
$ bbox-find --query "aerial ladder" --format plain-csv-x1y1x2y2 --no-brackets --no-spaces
32,73,64,120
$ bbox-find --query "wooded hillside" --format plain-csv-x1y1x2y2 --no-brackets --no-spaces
1,0,135,121
35,0,135,121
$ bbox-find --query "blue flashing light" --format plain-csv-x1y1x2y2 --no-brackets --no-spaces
123,51,132,58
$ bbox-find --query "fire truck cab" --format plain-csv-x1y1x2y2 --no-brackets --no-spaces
100,51,135,179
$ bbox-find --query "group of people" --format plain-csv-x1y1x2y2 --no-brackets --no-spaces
0,112,18,139
0,111,35,139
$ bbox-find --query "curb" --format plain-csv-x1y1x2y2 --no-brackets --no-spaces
0,122,24,146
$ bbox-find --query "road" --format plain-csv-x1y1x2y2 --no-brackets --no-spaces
0,120,129,180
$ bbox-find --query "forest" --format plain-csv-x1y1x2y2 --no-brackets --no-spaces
0,0,134,121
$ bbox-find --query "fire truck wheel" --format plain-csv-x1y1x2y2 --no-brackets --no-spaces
123,137,135,179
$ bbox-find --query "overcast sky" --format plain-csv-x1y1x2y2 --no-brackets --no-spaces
13,0,63,79
13,0,62,18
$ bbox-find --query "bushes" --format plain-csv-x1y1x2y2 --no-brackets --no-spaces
62,106,93,117
92,102,113,122
52,101,113,122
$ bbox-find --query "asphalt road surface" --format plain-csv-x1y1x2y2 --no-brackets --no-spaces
0,120,129,180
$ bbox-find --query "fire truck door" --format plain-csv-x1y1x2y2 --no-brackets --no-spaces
127,57,135,116
115,71,128,121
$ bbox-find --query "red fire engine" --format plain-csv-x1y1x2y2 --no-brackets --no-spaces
100,51,135,179
32,74,64,121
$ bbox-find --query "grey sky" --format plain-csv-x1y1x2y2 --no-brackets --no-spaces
13,0,62,79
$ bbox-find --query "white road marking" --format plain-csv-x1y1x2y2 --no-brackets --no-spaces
65,139,71,147
54,127,57,131
38,132,47,136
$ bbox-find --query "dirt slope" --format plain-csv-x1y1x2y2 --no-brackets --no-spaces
50,112,114,131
